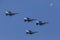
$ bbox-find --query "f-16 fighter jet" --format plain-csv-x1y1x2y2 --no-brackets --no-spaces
36,21,48,25
5,11,17,16
24,17,37,22
25,30,38,34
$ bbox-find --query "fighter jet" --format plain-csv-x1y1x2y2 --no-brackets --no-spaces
24,17,37,22
5,11,17,16
36,21,48,25
25,30,38,34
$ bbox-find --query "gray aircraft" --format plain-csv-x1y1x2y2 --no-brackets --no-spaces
5,11,17,16
25,30,38,34
24,17,37,22
36,21,48,25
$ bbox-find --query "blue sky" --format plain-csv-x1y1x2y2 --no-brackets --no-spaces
0,0,60,40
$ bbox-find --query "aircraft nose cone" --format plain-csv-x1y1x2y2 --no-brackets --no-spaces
24,17,27,20
25,30,29,32
5,11,8,13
